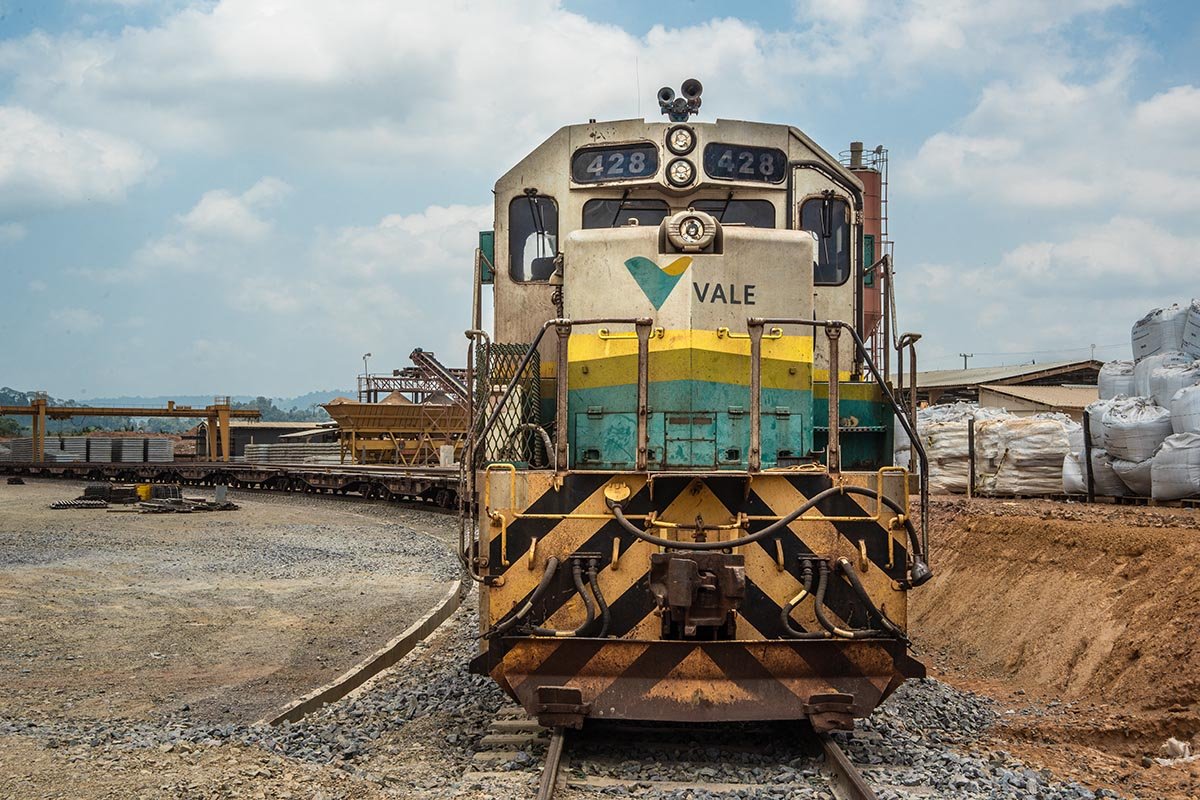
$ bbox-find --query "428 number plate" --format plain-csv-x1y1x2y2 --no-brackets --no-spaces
703,143,787,183
571,144,659,183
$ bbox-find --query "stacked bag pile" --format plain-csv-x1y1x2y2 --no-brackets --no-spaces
1064,300,1200,499
907,403,1079,495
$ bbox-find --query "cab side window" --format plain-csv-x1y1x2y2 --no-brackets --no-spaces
800,197,851,285
509,195,559,282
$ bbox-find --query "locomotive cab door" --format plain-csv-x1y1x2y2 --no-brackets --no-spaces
791,165,859,376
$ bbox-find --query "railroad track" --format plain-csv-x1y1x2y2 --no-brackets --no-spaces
464,707,883,799
0,459,461,511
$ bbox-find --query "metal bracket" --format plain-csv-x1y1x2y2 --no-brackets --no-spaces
805,692,856,733
534,685,590,729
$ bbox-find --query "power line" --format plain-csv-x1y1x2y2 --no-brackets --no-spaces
964,342,1125,357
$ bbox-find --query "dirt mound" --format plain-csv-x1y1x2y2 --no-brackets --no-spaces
911,497,1200,798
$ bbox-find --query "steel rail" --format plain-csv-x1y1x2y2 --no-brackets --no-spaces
819,733,878,800
536,727,567,800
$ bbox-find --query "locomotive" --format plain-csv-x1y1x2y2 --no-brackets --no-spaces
460,79,931,733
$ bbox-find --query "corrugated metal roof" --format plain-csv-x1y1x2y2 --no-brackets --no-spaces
978,384,1098,410
917,360,1101,389
278,427,335,439
226,421,326,429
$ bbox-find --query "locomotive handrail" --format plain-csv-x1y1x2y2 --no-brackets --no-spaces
745,316,930,562
470,316,654,473
551,317,655,470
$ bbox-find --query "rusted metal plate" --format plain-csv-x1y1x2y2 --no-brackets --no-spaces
496,638,923,723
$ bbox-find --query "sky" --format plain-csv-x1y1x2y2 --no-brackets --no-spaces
1,0,1198,398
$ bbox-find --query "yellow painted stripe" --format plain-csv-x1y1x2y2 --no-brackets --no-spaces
570,350,812,391
812,380,886,401
568,329,813,362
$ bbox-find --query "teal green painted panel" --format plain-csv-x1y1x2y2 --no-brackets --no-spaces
813,394,894,469
567,379,813,470
479,231,495,284
864,234,875,287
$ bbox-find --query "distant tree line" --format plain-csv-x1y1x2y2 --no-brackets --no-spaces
0,387,329,436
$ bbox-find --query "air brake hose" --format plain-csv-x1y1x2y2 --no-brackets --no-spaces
531,559,597,637
487,556,559,639
834,557,908,642
586,561,610,638
780,561,830,639
609,484,928,573
812,560,884,640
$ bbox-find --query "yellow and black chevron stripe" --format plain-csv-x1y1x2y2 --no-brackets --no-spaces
472,469,922,721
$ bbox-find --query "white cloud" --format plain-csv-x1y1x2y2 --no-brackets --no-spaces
899,217,1200,367
28,279,47,292
998,217,1200,289
0,106,155,212
113,176,290,278
223,203,490,351
906,63,1200,213
0,222,26,243
49,307,104,332
320,204,490,279
1,1,1056,172
178,176,290,241
794,0,1131,77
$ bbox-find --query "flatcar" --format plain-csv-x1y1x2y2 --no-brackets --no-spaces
459,79,931,733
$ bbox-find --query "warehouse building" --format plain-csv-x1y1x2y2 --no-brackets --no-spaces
916,360,1101,421
192,421,336,459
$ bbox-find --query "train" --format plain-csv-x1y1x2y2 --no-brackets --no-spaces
460,79,931,734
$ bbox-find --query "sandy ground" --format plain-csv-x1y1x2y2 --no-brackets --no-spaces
912,496,1200,800
4,482,1200,798
0,479,458,799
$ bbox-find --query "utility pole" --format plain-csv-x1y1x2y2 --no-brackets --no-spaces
959,353,974,369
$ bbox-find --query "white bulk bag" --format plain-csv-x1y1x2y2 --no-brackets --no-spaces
924,420,971,494
1133,351,1191,399
1112,456,1154,497
1084,397,1121,449
893,417,911,469
1090,449,1130,497
1132,304,1189,361
1063,452,1086,494
1098,360,1135,400
1068,425,1085,456
1149,360,1200,406
1100,397,1173,462
1182,299,1200,359
1170,384,1200,435
1151,433,1200,500
975,417,1073,496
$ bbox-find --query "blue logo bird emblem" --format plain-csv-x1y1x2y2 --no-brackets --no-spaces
623,256,693,310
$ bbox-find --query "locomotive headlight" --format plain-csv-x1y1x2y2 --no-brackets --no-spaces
665,209,718,251
666,125,695,155
666,158,696,187
679,215,707,244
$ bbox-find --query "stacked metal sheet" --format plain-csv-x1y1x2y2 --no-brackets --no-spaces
114,439,144,463
244,443,342,465
147,438,174,463
86,438,113,463
0,436,167,463
8,438,36,461
60,437,88,461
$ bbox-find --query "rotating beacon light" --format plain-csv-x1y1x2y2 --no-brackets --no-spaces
658,78,703,122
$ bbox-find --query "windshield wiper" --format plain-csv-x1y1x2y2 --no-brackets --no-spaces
608,189,633,228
